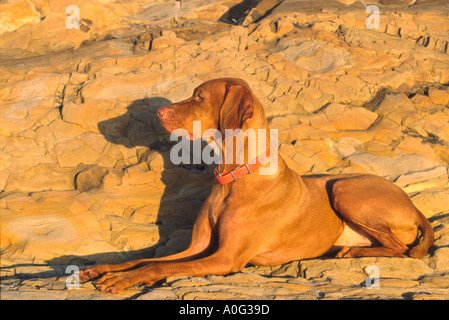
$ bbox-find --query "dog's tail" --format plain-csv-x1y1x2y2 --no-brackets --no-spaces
408,207,434,259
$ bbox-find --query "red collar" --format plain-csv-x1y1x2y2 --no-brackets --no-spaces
214,146,272,185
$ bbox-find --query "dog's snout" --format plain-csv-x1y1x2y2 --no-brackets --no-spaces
157,107,166,118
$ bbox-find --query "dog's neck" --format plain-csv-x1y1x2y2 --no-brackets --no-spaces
217,104,275,176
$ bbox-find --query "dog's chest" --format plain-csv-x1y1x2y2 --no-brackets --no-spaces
207,189,228,228
208,200,225,228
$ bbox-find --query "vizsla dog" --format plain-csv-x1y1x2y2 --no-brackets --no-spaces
81,78,434,293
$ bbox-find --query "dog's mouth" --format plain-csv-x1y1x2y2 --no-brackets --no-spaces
171,129,195,141
159,118,195,141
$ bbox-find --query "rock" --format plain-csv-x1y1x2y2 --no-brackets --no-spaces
270,261,300,277
133,0,180,23
429,248,449,271
75,166,108,191
410,189,449,217
54,138,103,168
102,170,123,189
1,191,120,264
136,287,178,300
428,87,449,106
394,166,448,193
113,224,160,252
346,153,441,181
48,119,85,140
147,151,165,172
385,24,400,36
301,103,378,132
275,17,295,37
4,163,74,192
395,135,437,162
295,86,334,114
152,30,185,50
62,101,129,136
331,137,362,158
242,0,284,26
0,0,41,35
299,257,434,282
406,112,449,142
374,93,415,124
410,94,438,112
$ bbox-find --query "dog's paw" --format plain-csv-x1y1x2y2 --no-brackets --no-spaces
79,268,100,282
79,265,112,282
94,271,141,294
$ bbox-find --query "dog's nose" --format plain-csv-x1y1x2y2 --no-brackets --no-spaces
157,107,166,118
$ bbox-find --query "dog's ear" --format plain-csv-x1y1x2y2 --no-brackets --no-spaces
219,84,254,132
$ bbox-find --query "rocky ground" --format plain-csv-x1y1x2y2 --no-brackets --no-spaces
1,0,448,300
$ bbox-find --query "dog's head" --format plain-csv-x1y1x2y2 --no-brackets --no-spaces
157,78,254,139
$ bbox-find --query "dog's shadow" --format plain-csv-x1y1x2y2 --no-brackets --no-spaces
47,97,214,271
1,97,215,285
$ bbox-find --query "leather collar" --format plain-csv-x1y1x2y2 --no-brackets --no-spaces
214,145,272,185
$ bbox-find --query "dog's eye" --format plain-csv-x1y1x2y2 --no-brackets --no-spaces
197,93,205,102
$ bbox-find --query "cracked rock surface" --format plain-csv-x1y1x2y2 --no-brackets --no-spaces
1,0,448,300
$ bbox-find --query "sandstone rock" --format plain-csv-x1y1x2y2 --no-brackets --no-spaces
0,0,41,35
429,247,449,272
394,166,448,193
373,92,415,125
410,94,438,112
136,287,178,300
346,153,441,180
302,103,378,132
54,138,103,168
410,189,449,217
4,163,74,192
331,137,362,158
249,19,278,43
113,224,160,252
1,191,120,263
295,86,334,114
102,170,123,189
147,151,165,172
428,87,449,106
385,24,400,36
275,16,295,37
242,0,284,26
395,135,437,161
75,166,108,191
133,0,181,23
299,257,434,282
62,101,129,136
152,30,185,49
48,119,85,140
406,112,449,142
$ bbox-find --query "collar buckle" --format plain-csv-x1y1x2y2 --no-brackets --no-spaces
230,164,251,181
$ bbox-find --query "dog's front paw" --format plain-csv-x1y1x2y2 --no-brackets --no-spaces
79,268,100,282
94,271,140,294
79,264,112,282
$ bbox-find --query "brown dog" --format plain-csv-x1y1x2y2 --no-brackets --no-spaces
80,78,434,294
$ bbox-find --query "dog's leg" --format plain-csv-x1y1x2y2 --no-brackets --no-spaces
335,223,409,258
93,247,250,294
80,206,214,282
331,175,421,258
80,241,214,282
